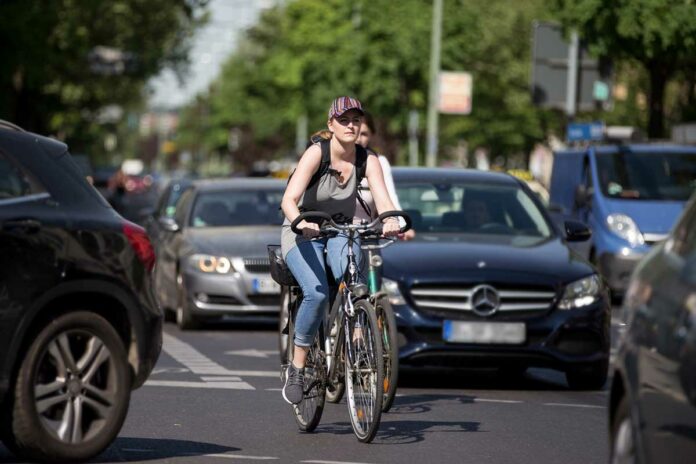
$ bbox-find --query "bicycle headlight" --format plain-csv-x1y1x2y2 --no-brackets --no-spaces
383,278,405,305
607,214,644,247
558,275,601,309
189,254,235,274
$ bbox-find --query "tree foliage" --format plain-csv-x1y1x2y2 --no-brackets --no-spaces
0,0,208,156
179,0,557,169
553,0,696,138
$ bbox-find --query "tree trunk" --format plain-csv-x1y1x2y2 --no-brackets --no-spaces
647,63,668,139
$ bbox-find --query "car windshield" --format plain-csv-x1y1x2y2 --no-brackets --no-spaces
395,181,552,241
190,189,284,227
596,151,696,201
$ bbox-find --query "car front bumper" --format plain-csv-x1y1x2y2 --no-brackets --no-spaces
182,270,280,316
393,299,610,371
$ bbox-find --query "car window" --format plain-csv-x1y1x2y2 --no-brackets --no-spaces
0,151,46,201
174,187,195,227
190,189,284,227
161,183,188,218
395,181,552,242
596,151,696,201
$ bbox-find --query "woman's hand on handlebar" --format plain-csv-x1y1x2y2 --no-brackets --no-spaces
382,218,400,238
298,220,321,238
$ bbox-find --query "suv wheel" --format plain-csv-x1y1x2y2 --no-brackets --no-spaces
176,272,200,330
4,311,131,462
565,360,608,390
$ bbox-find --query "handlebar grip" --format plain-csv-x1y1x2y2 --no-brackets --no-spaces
290,211,332,235
377,210,412,234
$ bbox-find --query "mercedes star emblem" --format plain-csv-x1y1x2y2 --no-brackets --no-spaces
471,284,500,316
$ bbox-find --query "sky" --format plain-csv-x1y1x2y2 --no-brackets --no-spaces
148,0,275,110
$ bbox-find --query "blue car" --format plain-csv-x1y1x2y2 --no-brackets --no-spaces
549,144,696,295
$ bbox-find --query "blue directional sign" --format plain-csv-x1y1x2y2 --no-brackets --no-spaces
567,122,605,142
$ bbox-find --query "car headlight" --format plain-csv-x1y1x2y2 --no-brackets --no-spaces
382,278,406,305
558,275,601,309
607,214,645,247
189,254,235,274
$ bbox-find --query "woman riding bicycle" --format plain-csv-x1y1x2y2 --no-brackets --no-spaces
280,96,400,404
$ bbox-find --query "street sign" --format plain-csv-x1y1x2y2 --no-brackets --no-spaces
531,22,612,112
567,122,605,142
438,71,472,114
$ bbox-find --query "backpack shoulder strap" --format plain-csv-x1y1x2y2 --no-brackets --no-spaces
306,139,332,189
355,144,369,185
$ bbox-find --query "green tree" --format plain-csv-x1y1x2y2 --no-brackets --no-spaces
553,0,696,138
180,0,556,170
0,0,207,157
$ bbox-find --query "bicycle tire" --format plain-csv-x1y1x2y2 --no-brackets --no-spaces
325,310,345,403
278,286,291,365
287,319,326,432
344,299,384,443
376,297,399,413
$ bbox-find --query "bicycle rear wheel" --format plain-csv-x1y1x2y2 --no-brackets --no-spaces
288,325,326,432
344,299,384,443
325,313,345,403
376,297,399,412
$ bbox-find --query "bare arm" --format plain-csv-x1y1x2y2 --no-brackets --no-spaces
281,145,322,236
366,155,400,237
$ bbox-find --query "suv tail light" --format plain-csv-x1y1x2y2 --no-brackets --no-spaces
123,221,155,272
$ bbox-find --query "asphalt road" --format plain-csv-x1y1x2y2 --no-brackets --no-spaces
1,310,622,464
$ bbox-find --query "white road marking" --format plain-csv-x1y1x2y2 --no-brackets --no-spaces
201,376,243,382
474,398,523,404
543,403,606,409
265,388,282,391
155,333,259,389
201,453,279,460
145,380,254,390
225,349,277,358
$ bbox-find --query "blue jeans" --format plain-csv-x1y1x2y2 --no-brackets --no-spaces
284,234,361,347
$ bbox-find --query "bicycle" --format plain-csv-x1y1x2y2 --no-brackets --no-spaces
270,210,410,443
323,224,404,413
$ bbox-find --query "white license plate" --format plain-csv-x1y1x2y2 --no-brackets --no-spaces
443,321,525,344
252,277,281,294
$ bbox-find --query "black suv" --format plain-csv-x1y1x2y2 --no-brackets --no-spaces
0,121,162,462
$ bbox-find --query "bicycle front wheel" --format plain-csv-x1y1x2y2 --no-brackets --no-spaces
376,297,399,413
344,299,384,443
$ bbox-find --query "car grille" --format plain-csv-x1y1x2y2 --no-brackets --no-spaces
243,257,271,273
409,284,556,317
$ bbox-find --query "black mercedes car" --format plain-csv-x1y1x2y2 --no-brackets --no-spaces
383,168,611,389
0,121,162,462
609,193,696,463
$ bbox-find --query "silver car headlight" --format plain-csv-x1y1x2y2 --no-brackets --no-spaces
607,214,644,247
383,278,406,305
188,254,235,274
558,275,601,309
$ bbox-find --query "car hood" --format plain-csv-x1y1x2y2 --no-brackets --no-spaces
183,226,280,257
602,198,685,235
382,234,593,286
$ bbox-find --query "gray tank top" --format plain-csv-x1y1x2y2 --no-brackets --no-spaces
281,165,357,258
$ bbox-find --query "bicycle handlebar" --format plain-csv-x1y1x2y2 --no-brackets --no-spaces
290,210,412,236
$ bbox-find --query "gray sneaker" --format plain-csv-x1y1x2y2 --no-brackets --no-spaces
282,363,304,405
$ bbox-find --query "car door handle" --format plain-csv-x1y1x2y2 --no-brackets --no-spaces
2,218,42,233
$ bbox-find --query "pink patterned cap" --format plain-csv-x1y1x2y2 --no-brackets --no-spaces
328,96,364,120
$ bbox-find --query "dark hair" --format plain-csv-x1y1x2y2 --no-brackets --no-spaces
363,112,376,135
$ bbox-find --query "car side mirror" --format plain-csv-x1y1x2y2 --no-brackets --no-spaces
574,185,593,209
565,220,591,242
158,216,180,233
